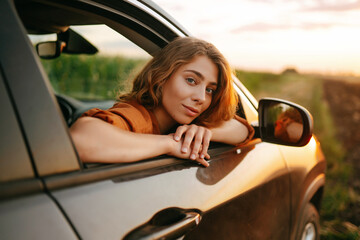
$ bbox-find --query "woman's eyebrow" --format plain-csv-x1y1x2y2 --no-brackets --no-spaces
184,70,218,86
184,70,204,79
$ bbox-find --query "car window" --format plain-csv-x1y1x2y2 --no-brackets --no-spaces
29,25,254,127
29,24,151,101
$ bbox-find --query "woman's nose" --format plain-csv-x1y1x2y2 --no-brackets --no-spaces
192,87,206,104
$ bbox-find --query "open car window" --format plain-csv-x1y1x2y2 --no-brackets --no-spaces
28,22,253,172
29,24,150,102
29,24,254,128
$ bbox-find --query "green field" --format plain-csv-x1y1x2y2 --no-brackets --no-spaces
41,55,148,100
42,55,359,239
236,70,359,239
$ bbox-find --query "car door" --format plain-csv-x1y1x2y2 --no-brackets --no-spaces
46,140,291,240
10,0,292,239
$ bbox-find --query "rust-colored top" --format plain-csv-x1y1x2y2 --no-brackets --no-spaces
82,101,160,134
83,101,254,145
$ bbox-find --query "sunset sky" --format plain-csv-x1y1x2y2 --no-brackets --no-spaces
153,0,360,76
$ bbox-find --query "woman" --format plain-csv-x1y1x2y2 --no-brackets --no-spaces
70,37,254,167
274,108,303,143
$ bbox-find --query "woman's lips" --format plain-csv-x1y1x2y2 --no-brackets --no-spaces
183,104,199,117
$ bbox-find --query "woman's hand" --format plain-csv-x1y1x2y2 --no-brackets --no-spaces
171,124,212,167
167,136,209,167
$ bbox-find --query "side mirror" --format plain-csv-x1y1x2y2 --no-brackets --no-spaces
258,98,313,147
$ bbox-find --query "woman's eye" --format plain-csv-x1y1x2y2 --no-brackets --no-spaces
186,78,196,84
206,88,214,94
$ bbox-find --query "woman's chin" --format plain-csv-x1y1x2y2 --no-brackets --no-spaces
176,116,195,125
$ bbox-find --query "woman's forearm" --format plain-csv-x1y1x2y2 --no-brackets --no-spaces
210,118,249,145
70,117,173,163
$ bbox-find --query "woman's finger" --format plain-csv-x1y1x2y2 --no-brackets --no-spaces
196,157,209,167
199,129,212,159
190,127,205,160
173,125,189,141
181,125,197,154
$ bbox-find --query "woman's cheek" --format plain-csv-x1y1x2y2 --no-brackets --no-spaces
204,97,212,111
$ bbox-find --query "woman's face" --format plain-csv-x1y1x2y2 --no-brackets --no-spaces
158,55,218,127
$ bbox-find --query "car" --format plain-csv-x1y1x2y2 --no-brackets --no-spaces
0,0,326,239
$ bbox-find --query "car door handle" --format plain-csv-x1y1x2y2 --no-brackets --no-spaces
123,208,201,240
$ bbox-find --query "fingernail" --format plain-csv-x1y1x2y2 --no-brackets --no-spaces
200,154,205,159
190,154,196,160
174,136,180,141
182,147,188,153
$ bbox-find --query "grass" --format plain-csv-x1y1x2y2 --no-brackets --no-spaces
235,69,359,239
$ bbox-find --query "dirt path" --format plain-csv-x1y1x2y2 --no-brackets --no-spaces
323,79,360,225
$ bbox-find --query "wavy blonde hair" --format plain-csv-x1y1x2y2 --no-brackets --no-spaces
118,37,238,128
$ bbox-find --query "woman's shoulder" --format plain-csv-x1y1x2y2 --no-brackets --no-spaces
83,100,160,134
111,100,146,111
110,101,150,122
110,100,160,134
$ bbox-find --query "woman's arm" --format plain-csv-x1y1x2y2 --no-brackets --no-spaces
70,117,172,163
210,118,250,145
70,117,209,166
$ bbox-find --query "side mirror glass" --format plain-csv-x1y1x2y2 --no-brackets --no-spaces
258,98,313,147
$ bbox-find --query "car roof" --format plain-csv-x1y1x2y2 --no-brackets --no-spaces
14,0,191,55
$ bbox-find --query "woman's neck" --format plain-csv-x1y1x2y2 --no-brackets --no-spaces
152,106,177,134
